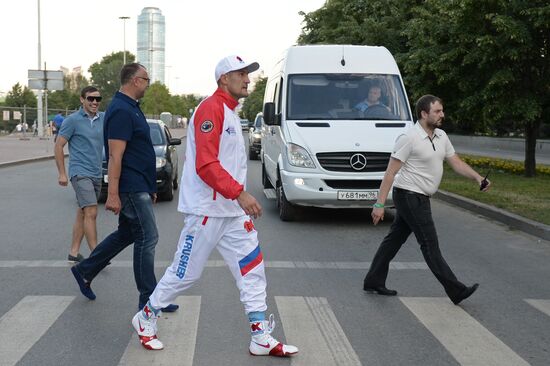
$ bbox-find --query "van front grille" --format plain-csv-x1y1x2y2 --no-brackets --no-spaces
324,180,382,189
316,152,390,172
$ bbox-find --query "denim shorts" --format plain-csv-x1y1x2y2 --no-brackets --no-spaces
70,176,102,208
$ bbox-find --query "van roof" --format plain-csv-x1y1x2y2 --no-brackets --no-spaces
281,45,400,75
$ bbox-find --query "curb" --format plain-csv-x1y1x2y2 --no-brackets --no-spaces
434,190,550,241
0,155,57,169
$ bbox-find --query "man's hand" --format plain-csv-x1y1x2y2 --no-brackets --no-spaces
371,207,385,225
237,191,262,219
105,193,122,215
58,173,68,187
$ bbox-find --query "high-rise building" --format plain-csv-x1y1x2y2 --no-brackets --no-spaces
137,7,165,84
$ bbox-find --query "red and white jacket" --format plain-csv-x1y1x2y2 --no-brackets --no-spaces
178,88,247,217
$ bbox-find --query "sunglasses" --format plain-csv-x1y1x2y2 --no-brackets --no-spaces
86,96,103,102
136,76,151,84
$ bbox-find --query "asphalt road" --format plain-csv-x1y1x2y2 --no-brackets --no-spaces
1,136,549,366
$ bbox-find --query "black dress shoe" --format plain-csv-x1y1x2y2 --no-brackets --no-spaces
452,283,479,305
363,285,398,296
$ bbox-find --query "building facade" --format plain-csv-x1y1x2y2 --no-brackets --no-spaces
137,7,165,84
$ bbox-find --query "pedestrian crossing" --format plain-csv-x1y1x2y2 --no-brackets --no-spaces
2,295,548,365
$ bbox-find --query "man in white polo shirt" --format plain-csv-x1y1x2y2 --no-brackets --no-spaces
363,94,491,305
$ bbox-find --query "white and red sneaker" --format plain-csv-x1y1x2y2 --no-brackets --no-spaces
131,306,164,350
249,314,298,357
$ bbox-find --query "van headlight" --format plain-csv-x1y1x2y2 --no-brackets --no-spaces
286,143,315,168
156,157,167,168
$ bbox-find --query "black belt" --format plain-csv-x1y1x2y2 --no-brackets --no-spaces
393,187,429,197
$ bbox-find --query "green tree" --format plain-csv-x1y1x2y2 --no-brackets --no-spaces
5,83,37,107
141,82,174,116
241,77,267,120
171,94,203,119
89,51,135,106
403,0,550,176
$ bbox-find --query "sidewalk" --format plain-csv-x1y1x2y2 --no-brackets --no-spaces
0,128,548,241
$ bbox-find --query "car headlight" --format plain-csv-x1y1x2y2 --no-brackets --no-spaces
156,157,167,168
252,132,261,139
286,143,315,168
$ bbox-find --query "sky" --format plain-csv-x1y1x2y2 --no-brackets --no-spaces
1,0,326,97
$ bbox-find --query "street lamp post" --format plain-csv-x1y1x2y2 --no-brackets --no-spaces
119,16,130,65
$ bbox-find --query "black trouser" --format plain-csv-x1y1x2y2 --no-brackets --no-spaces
364,187,467,300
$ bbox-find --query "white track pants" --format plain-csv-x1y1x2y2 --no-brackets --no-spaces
149,214,267,314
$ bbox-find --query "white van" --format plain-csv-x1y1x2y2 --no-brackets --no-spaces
261,45,414,221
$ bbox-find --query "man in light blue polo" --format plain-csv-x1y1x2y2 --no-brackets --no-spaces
55,86,104,263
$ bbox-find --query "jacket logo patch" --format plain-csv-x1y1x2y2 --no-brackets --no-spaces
244,220,255,233
200,120,214,133
225,127,236,135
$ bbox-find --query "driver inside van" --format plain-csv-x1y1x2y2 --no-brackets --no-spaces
354,85,389,112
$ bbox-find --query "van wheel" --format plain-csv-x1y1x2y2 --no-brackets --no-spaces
262,163,273,189
276,184,297,221
248,146,258,160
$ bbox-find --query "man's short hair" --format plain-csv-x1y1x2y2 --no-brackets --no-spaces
80,86,99,98
120,63,145,85
415,95,442,120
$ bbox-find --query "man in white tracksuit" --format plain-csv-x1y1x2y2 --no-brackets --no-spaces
131,55,298,357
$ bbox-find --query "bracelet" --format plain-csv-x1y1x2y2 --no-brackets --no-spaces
373,203,384,208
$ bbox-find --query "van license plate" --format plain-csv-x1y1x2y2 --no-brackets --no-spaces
103,175,109,183
337,191,378,200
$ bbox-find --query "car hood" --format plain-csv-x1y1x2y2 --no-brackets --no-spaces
286,121,412,153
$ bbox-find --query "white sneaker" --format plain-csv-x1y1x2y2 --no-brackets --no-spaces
131,306,164,350
249,314,298,357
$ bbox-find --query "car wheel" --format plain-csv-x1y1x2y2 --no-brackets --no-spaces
276,183,297,221
160,179,174,201
262,163,273,189
173,171,179,190
248,146,257,160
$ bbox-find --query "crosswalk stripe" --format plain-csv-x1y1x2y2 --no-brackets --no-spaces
0,295,75,366
400,297,529,366
275,296,361,366
525,299,550,317
118,296,201,366
0,260,428,270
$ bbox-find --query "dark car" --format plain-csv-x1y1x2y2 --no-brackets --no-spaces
248,112,263,160
99,119,181,202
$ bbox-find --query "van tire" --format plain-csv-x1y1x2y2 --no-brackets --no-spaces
277,184,297,221
262,163,273,189
248,146,258,160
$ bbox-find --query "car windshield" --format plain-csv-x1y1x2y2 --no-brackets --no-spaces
255,116,263,127
287,74,411,121
148,123,165,145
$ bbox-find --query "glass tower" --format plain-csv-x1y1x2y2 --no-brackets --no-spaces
137,7,165,84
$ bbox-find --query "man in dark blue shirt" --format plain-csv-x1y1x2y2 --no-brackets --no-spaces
70,63,177,313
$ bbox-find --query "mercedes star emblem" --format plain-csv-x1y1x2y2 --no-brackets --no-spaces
350,153,367,171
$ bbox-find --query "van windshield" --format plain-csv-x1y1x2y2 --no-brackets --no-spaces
287,74,411,121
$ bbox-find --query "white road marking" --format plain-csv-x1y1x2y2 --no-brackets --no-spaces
119,296,201,366
276,296,361,366
0,295,74,366
400,297,529,366
0,260,428,270
525,299,550,317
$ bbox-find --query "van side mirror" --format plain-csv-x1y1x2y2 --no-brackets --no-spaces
263,102,279,125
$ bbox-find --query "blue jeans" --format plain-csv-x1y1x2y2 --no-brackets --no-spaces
75,192,159,307
364,187,467,300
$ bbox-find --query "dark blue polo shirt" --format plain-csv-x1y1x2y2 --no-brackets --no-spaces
104,91,156,193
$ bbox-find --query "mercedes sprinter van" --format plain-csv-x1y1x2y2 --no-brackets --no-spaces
261,45,414,221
